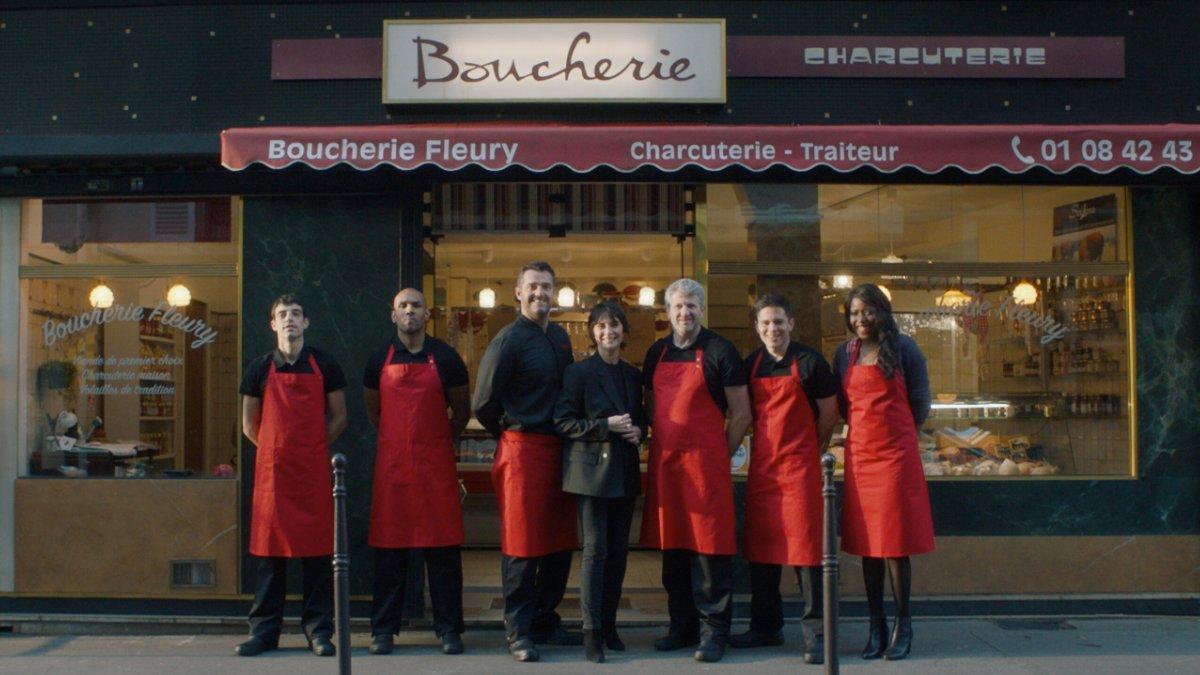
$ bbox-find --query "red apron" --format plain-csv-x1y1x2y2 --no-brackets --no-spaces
640,348,737,555
368,347,464,549
840,341,935,558
491,430,577,557
249,355,333,558
744,351,823,566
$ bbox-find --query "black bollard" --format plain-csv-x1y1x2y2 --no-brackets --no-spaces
332,454,352,674
821,452,839,675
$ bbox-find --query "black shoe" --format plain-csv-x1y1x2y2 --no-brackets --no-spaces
654,630,700,651
532,625,584,646
602,628,626,652
693,635,726,663
509,637,540,662
309,635,335,657
584,630,605,663
368,634,393,655
441,632,464,655
862,617,888,660
728,628,784,649
884,616,912,661
803,633,824,664
234,636,276,657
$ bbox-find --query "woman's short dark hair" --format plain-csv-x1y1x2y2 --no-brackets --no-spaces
842,283,901,378
269,294,303,318
587,300,630,348
751,292,793,322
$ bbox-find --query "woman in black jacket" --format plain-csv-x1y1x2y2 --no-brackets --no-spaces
554,300,646,663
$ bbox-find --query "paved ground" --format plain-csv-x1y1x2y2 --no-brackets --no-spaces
0,617,1197,674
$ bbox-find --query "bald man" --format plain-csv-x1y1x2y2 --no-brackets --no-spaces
363,288,471,656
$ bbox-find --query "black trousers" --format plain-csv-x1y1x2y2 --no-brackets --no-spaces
501,549,574,642
372,546,465,638
247,555,333,643
748,562,823,640
577,495,636,631
662,549,734,639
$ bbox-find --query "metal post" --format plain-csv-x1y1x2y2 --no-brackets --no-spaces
821,452,839,674
332,454,352,674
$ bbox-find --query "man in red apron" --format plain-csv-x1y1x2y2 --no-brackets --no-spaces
473,261,578,662
640,278,752,663
237,294,347,657
363,288,471,656
730,293,839,664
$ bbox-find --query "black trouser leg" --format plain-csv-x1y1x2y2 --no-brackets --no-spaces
247,556,287,643
692,553,733,639
502,554,538,642
601,496,635,636
425,545,465,637
531,549,574,635
748,562,784,635
371,548,409,637
300,555,333,640
578,496,609,631
886,557,912,618
862,556,886,619
662,549,700,637
796,565,824,641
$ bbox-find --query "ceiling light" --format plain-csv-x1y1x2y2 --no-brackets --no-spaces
638,286,656,306
167,284,192,307
557,285,576,308
881,252,904,264
1012,281,1038,306
89,284,114,308
833,275,853,289
478,287,496,309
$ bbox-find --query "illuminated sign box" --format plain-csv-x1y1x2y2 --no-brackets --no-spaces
382,19,726,104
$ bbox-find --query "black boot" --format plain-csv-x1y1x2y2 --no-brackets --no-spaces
602,627,626,652
884,616,912,660
861,617,888,659
584,630,605,663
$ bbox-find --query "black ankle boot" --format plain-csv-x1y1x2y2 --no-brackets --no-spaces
884,616,912,660
861,617,888,659
584,630,605,663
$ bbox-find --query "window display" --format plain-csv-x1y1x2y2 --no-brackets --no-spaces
20,198,240,479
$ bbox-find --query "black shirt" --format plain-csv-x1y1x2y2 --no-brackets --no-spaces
363,335,469,394
642,328,747,413
472,314,574,437
239,345,347,397
745,342,839,420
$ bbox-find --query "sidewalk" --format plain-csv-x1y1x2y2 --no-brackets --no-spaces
1,617,1197,674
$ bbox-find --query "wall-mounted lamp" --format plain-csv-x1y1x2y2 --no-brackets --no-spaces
89,283,114,309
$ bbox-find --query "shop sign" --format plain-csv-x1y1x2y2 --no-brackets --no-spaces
381,19,726,103
223,123,1200,175
727,36,1124,79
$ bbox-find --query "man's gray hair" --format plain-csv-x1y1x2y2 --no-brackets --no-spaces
665,278,706,307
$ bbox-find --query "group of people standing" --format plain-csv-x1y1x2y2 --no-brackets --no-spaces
235,261,935,665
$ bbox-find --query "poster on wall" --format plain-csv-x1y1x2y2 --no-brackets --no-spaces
1051,194,1119,262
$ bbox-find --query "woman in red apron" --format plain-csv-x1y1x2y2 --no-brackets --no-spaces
365,310,470,655
732,294,839,665
835,284,935,662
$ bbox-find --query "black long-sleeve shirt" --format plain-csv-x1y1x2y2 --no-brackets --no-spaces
472,314,574,437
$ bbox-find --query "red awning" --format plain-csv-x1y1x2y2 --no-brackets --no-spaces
221,124,1200,175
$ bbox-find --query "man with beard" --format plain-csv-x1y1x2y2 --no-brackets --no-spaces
473,261,579,662
363,288,470,656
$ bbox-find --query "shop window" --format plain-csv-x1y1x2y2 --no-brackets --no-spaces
20,198,240,479
705,184,1134,479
